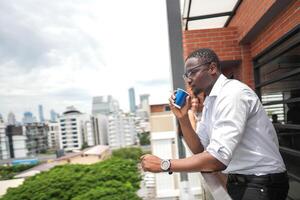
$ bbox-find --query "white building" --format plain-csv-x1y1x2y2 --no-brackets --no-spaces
47,121,60,150
83,118,94,147
140,94,150,117
7,112,16,126
59,106,94,151
12,134,28,158
0,118,9,160
92,114,109,145
92,95,119,115
135,94,151,135
108,112,137,149
91,95,119,147
5,126,28,158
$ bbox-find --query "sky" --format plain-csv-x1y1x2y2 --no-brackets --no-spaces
0,0,176,121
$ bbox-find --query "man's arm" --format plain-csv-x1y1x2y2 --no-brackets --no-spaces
140,151,226,173
171,151,226,172
169,95,204,154
178,114,204,154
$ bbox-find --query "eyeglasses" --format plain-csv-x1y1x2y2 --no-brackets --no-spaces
182,62,211,81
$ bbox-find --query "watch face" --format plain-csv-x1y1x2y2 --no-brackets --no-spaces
161,160,170,171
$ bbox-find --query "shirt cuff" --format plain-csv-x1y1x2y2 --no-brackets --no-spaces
206,140,232,166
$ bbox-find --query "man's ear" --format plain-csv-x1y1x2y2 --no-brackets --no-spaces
209,62,218,75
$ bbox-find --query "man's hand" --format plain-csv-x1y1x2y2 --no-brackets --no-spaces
140,154,162,173
169,93,190,119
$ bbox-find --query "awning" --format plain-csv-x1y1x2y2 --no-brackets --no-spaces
181,0,242,30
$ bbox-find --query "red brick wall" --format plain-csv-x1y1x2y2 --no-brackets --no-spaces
240,44,254,88
250,0,300,57
150,104,169,113
228,0,275,42
183,27,241,61
181,0,298,88
182,27,250,84
228,0,299,57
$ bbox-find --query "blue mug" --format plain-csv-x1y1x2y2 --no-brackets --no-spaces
174,88,189,109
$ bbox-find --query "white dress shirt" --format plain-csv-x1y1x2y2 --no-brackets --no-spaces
196,74,286,175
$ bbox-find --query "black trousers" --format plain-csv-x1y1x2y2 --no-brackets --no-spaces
226,172,289,200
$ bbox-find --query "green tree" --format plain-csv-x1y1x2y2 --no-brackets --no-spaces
1,148,142,200
112,147,143,162
138,132,150,145
81,141,89,150
0,164,38,180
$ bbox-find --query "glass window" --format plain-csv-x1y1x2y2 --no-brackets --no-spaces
254,39,300,189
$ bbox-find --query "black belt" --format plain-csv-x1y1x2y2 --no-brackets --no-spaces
228,172,288,184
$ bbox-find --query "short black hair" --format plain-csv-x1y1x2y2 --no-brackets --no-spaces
186,48,220,70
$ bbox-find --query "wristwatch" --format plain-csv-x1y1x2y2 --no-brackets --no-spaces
160,159,173,174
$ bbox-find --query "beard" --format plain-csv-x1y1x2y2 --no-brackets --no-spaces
192,87,202,96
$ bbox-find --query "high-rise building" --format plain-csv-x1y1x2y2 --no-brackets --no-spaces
140,94,150,117
25,123,48,155
92,95,119,115
22,112,37,124
0,117,9,160
7,112,17,125
140,94,150,108
59,106,94,151
50,109,58,122
91,95,120,149
38,105,45,123
46,121,60,150
128,87,136,113
108,111,137,149
92,114,108,145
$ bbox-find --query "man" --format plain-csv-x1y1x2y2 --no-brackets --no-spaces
140,48,289,200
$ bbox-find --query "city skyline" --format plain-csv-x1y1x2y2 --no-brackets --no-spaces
0,0,173,121
0,91,151,123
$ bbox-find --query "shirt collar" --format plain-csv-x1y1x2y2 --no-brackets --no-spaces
208,74,227,97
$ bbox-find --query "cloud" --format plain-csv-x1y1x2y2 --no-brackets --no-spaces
50,88,92,101
0,0,105,72
136,79,170,87
0,0,172,122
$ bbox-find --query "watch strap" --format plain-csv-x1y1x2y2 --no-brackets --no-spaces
167,159,173,174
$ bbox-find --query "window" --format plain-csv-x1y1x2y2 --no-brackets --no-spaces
165,105,171,111
253,28,300,195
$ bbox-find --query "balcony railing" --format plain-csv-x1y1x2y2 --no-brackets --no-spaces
201,172,231,200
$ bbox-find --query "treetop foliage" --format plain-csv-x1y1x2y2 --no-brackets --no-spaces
1,147,143,200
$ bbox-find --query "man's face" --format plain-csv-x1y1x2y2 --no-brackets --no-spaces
184,57,212,95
